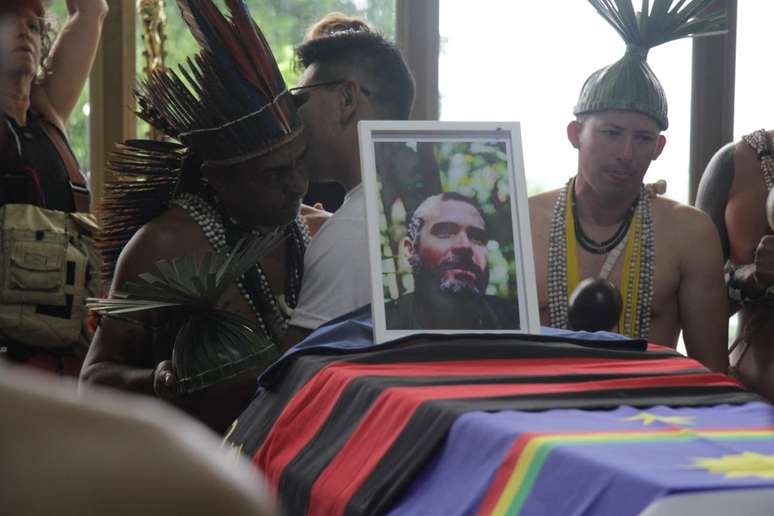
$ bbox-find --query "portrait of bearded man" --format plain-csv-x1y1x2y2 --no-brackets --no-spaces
386,192,519,331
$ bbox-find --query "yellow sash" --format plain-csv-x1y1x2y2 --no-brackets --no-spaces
563,185,641,337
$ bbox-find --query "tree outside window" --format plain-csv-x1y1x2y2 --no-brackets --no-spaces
135,0,396,139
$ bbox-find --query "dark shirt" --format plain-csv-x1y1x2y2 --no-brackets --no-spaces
384,292,520,330
0,112,77,212
303,181,345,212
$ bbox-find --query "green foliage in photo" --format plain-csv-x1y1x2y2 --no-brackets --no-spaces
376,141,519,303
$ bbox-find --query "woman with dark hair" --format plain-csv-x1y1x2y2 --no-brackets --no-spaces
0,0,108,211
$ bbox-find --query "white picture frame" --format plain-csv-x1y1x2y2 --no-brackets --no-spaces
358,121,540,344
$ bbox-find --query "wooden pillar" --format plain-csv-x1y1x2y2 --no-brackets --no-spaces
89,0,136,209
396,0,440,121
689,0,736,205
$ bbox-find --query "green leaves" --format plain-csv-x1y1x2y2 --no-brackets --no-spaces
88,233,286,393
172,309,280,393
90,232,284,313
588,0,726,50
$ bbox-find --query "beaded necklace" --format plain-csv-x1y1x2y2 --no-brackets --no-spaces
571,185,637,255
742,129,774,190
547,178,655,338
172,189,310,343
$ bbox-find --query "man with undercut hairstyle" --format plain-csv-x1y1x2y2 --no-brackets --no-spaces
386,192,519,330
300,13,375,211
284,18,415,347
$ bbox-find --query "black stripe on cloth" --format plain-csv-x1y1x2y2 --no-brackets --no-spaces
228,352,345,455
257,332,660,387
345,385,759,516
231,337,688,464
306,336,677,370
280,370,749,516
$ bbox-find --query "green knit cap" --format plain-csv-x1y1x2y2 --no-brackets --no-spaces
574,0,726,131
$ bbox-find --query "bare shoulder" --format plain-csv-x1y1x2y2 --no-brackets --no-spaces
528,188,562,226
111,207,209,291
731,133,771,196
652,197,721,258
653,197,717,236
733,136,764,181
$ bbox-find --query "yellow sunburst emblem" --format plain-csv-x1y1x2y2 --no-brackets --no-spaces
692,452,774,479
623,412,695,426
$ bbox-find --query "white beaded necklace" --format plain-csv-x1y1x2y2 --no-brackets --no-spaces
742,129,774,191
172,191,309,341
547,178,655,338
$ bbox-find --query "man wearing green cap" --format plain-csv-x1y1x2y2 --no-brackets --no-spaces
529,0,728,373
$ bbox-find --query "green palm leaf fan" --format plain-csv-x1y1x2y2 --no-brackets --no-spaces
88,233,284,393
576,0,726,130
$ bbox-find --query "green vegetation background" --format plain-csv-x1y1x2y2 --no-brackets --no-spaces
47,0,395,178
377,141,518,303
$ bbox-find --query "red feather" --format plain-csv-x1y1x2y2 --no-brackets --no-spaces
225,0,291,130
175,0,292,132
176,1,262,90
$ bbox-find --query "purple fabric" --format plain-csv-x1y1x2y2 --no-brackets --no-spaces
388,403,774,516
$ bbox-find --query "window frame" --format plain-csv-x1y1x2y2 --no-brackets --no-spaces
87,0,735,207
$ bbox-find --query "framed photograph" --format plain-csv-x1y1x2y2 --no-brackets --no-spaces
358,121,540,344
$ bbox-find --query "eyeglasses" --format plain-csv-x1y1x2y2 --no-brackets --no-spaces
288,79,372,101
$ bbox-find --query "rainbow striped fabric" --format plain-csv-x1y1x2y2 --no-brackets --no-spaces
228,309,769,515
391,403,774,515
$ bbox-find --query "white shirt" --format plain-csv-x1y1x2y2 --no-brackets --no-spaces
289,184,371,329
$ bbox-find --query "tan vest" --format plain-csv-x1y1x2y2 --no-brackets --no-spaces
0,204,100,352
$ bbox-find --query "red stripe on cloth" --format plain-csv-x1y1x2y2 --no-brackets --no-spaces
475,424,774,515
307,373,736,516
647,343,678,352
253,362,351,488
253,356,700,488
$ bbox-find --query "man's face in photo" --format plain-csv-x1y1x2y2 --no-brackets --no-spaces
410,198,489,296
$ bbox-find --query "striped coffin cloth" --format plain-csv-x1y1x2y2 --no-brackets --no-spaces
227,309,766,516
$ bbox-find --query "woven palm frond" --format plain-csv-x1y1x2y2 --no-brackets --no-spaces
88,233,285,393
172,309,280,393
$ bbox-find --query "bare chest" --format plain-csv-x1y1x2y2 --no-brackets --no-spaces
217,245,289,323
535,216,680,325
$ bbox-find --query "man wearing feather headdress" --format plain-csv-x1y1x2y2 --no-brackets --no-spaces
529,0,728,372
80,0,312,433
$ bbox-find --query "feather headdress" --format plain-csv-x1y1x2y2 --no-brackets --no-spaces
92,1,305,392
136,0,301,165
96,140,185,283
574,0,726,130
